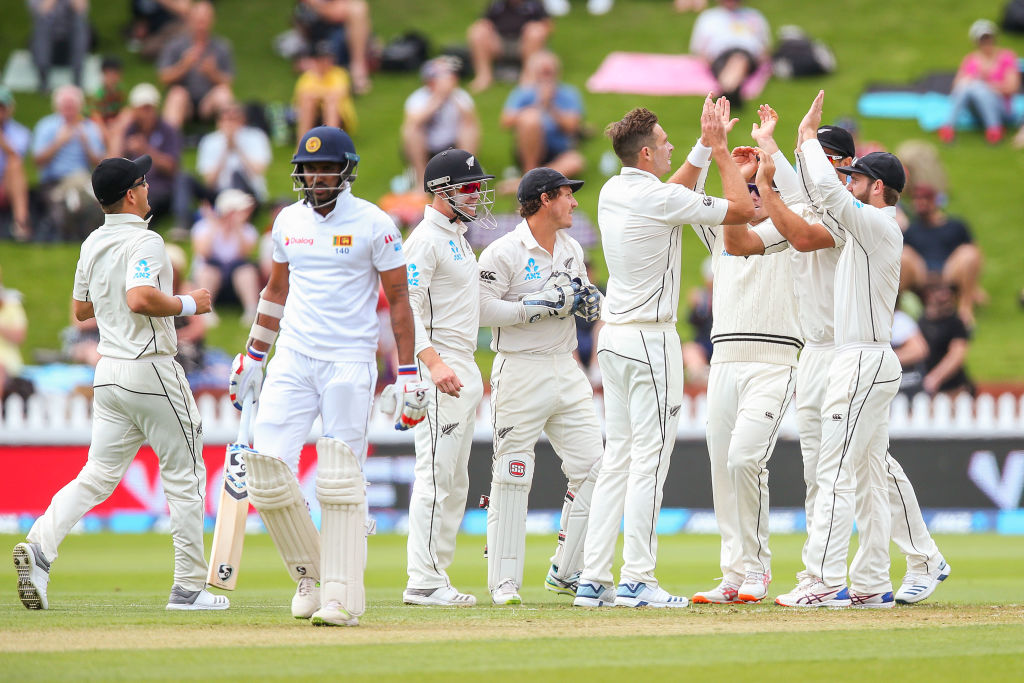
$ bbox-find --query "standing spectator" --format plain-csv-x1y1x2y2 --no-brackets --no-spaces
30,0,90,92
467,0,552,93
901,184,983,326
402,57,479,195
191,189,261,323
293,40,358,139
195,103,272,204
158,1,235,130
0,266,29,398
918,283,974,397
0,87,33,242
86,57,128,150
939,20,1020,144
31,85,105,241
500,51,584,181
129,0,191,60
293,0,373,95
689,0,771,107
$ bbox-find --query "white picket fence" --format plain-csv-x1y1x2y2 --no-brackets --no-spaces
2,390,1023,445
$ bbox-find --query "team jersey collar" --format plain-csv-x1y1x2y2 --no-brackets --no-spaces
620,166,661,182
102,213,152,230
309,187,351,222
423,205,466,235
880,205,898,218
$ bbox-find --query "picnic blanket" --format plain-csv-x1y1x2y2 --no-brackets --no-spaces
586,52,772,99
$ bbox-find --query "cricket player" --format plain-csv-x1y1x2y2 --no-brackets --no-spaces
402,149,492,607
575,98,754,608
747,107,949,605
13,155,226,611
228,127,427,626
477,167,604,605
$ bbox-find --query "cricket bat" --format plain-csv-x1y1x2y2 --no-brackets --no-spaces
206,396,255,590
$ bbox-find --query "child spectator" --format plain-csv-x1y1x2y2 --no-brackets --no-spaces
191,189,261,323
87,56,128,148
293,40,358,139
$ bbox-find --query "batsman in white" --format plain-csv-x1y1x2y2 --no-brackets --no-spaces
13,156,227,611
401,149,492,607
228,127,427,626
575,99,754,608
747,106,949,606
477,167,603,605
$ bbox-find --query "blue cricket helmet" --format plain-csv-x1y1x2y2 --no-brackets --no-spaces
291,126,360,208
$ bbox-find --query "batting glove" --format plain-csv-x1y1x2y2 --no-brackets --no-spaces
572,278,603,323
378,366,430,430
229,347,266,411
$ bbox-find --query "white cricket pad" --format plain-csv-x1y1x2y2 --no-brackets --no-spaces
486,453,534,591
245,451,320,582
315,437,367,617
551,461,599,581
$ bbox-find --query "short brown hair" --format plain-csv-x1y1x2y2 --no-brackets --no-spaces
606,107,659,165
101,197,126,213
882,186,900,206
519,197,543,218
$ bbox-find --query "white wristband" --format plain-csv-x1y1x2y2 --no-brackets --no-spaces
687,138,713,168
175,295,197,317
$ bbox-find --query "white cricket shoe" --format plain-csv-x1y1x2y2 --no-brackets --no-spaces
311,599,358,626
13,542,50,610
737,570,771,603
573,580,616,607
166,585,230,610
849,590,895,609
895,560,951,605
691,579,741,604
615,582,689,608
403,585,477,607
544,0,570,16
291,577,320,619
544,564,579,596
491,578,522,605
775,578,850,608
587,0,614,14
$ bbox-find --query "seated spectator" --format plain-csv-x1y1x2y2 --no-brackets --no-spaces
165,243,207,375
500,50,584,182
402,56,479,194
292,0,372,95
939,20,1020,144
902,184,983,326
195,102,272,204
294,40,358,140
682,256,713,389
62,305,100,366
689,0,771,107
86,56,128,149
468,0,552,93
891,306,928,397
0,87,33,241
0,266,29,400
30,0,90,92
129,0,191,60
191,189,260,322
158,1,235,129
31,84,105,241
918,282,974,397
112,83,184,224
258,199,291,285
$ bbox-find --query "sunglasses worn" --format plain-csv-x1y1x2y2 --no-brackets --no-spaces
458,182,481,194
747,183,760,197
129,176,147,190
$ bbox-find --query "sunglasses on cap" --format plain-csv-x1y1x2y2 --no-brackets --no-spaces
458,182,481,194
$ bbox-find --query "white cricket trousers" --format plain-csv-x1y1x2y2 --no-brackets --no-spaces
406,352,483,589
706,361,795,584
797,344,941,577
583,323,682,588
27,355,208,590
806,344,901,593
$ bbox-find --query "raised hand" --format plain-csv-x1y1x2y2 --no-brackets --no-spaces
716,96,739,134
754,146,777,189
798,90,825,145
700,94,727,150
751,104,779,146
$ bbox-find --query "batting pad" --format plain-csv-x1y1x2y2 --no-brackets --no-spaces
315,437,367,617
551,460,600,581
245,451,321,582
486,453,534,591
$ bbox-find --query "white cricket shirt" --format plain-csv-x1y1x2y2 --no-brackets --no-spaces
403,205,480,359
478,219,590,355
72,213,178,359
598,166,728,324
271,191,405,362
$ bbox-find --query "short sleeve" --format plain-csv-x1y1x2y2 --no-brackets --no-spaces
751,221,789,255
664,184,728,228
503,87,531,113
271,211,288,263
216,39,235,76
157,37,185,70
404,88,428,114
72,257,89,301
125,234,168,291
195,133,220,174
371,213,406,273
452,89,475,111
555,85,583,115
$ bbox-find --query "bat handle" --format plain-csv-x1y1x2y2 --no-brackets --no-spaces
236,393,256,446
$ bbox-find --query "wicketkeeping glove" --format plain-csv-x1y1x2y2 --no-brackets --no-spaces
229,347,266,411
378,380,430,430
522,280,578,323
572,277,603,323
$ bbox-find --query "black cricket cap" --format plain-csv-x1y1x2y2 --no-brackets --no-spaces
517,167,584,203
91,155,152,206
836,152,906,193
816,125,856,160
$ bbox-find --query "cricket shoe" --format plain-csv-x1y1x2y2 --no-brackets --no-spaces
849,590,895,609
166,586,230,610
737,570,771,603
491,578,522,605
13,542,50,610
311,599,358,626
573,580,616,607
291,576,320,619
403,585,477,607
544,565,579,596
615,582,689,608
775,579,850,608
691,579,741,604
895,560,951,605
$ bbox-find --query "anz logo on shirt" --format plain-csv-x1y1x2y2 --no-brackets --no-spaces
133,259,152,280
407,263,420,287
523,258,541,281
449,239,464,262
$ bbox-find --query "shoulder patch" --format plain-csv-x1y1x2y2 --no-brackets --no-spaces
702,195,713,207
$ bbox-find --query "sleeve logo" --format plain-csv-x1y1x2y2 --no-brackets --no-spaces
407,263,420,286
133,259,152,280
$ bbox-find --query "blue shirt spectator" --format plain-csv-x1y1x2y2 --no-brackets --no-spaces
0,117,31,180
31,85,104,184
503,81,583,157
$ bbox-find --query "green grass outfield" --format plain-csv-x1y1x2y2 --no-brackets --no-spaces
1,532,1022,681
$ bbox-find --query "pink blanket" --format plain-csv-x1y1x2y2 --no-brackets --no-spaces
586,52,772,99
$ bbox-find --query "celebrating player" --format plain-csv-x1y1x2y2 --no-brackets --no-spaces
229,126,426,626
575,98,754,608
14,155,225,611
401,149,492,607
477,167,603,605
